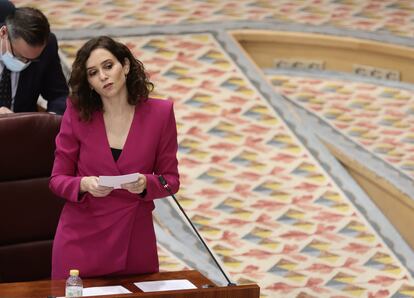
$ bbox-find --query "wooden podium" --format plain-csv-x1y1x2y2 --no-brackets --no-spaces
0,270,260,298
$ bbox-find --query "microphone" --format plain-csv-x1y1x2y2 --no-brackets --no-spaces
158,175,236,287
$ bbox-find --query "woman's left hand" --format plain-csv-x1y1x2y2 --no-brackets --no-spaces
121,174,147,194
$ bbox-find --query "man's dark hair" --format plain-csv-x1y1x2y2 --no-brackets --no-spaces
5,7,50,46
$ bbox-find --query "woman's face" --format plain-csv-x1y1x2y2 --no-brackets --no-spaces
85,48,129,99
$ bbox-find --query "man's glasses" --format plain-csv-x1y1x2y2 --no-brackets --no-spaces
7,34,39,63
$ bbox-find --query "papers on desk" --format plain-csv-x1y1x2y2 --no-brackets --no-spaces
83,285,132,296
98,173,139,189
57,285,131,297
134,279,197,292
56,280,196,297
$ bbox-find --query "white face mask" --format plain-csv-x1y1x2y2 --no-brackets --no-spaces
0,36,31,72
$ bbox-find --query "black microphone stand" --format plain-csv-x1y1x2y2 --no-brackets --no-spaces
158,175,236,287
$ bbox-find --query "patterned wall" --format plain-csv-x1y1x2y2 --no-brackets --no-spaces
269,75,414,179
11,0,414,38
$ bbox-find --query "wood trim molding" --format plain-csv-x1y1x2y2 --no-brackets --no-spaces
230,30,414,83
322,141,414,249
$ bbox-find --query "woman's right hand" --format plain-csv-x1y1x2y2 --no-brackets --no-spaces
80,176,113,197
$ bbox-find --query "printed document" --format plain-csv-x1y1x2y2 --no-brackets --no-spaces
57,285,131,297
98,173,139,189
134,279,197,292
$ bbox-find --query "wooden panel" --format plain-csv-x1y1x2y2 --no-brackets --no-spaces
323,142,414,249
346,167,414,248
0,270,260,298
231,30,414,83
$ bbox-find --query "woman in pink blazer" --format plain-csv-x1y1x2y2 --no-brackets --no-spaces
49,36,179,279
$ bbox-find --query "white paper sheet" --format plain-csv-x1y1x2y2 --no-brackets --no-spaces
134,279,197,292
98,173,139,189
57,285,131,298
83,285,132,296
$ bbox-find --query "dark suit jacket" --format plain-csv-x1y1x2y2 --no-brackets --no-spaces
0,1,68,115
13,33,69,114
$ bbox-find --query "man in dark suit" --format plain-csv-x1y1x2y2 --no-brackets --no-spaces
0,1,68,115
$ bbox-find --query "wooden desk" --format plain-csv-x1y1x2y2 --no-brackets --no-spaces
0,270,260,298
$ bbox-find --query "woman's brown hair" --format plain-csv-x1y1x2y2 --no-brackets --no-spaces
69,36,154,121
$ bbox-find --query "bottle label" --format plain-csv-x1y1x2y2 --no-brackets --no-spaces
65,285,83,297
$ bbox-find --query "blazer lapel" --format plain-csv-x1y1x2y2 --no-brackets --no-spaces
115,105,139,171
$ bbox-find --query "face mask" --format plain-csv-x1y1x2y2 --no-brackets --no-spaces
0,37,31,72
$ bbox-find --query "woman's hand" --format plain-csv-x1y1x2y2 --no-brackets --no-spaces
121,174,147,194
80,176,113,197
0,107,13,114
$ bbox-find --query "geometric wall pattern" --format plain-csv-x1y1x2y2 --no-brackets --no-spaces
12,0,414,38
59,34,414,297
157,244,190,272
269,75,414,180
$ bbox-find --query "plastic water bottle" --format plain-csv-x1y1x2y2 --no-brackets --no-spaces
65,269,83,297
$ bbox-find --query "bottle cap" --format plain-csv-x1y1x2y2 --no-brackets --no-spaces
69,269,79,276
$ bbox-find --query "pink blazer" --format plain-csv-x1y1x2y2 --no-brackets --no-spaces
49,98,179,279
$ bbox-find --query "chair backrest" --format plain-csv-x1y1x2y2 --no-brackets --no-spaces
0,112,64,283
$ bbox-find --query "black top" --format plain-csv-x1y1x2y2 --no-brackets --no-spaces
111,147,122,162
